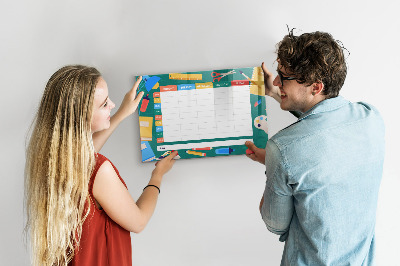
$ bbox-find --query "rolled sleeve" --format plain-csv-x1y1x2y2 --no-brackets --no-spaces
260,139,294,240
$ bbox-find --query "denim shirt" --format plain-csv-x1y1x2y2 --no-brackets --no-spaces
260,96,385,266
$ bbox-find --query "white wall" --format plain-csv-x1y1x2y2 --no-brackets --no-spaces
1,0,399,265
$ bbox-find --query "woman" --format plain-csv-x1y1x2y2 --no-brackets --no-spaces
25,65,177,265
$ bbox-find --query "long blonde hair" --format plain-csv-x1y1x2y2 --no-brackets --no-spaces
25,65,101,265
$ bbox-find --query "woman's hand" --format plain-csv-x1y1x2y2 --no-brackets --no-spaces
92,77,144,152
262,62,282,103
152,151,179,178
115,76,144,120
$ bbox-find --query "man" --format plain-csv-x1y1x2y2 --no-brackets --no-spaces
246,31,385,265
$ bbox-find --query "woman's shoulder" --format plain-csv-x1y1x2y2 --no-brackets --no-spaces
94,153,127,188
95,153,108,164
91,153,109,179
90,154,114,194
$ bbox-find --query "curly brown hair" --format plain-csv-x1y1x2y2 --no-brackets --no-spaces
277,30,348,98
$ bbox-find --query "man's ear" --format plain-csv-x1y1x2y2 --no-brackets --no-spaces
312,82,324,96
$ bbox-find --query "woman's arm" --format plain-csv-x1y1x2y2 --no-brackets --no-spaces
93,151,178,233
92,77,144,152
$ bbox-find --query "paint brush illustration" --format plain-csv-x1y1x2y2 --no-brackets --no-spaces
239,70,263,86
239,70,251,80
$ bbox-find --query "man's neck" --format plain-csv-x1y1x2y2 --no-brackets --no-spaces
301,95,327,113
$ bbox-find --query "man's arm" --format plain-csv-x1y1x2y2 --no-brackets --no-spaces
262,62,282,103
261,62,301,119
259,140,294,240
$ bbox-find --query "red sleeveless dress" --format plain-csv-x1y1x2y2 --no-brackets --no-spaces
69,153,132,266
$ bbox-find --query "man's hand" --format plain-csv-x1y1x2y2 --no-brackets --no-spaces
245,141,266,165
262,62,282,103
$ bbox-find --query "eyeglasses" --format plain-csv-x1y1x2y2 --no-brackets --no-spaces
277,70,297,86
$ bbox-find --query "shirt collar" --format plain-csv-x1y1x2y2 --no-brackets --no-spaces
298,95,350,121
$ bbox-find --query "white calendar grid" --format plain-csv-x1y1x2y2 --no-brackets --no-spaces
159,85,253,149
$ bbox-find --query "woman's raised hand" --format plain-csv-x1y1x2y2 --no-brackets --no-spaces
116,76,145,119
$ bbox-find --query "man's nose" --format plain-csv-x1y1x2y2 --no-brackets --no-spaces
273,75,280,87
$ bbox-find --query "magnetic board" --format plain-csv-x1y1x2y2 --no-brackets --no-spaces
137,67,268,162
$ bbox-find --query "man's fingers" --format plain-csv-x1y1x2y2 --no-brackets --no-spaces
246,153,256,161
246,148,255,155
245,141,257,151
261,62,272,78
